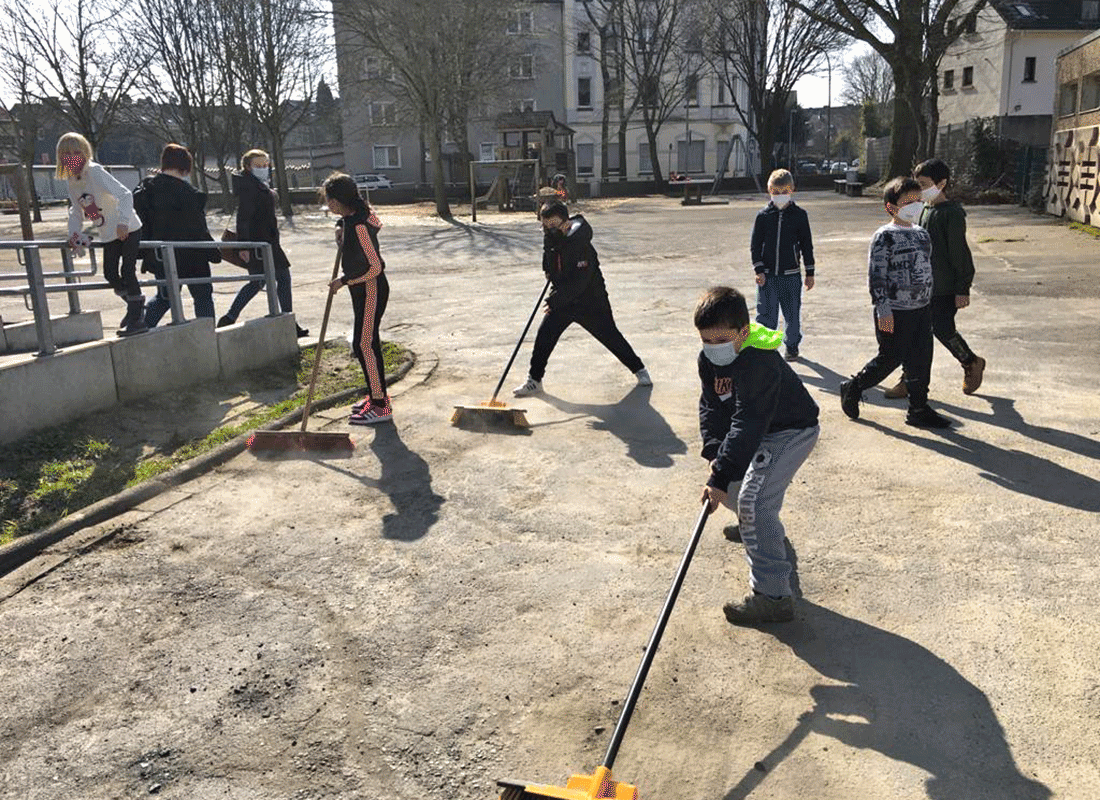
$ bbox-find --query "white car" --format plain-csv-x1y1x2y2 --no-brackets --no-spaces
354,174,393,190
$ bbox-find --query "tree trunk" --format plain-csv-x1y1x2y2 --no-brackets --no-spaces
270,135,294,218
643,113,665,186
599,35,612,180
427,123,452,220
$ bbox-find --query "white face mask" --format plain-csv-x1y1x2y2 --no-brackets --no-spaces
920,185,941,202
896,201,924,225
702,341,739,366
251,166,270,183
770,193,791,209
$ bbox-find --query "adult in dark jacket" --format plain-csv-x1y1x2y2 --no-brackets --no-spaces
513,201,650,396
134,144,221,327
217,149,307,337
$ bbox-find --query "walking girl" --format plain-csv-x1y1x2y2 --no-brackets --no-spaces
322,173,392,425
58,132,147,336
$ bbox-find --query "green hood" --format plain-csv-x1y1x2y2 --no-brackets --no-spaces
743,322,784,351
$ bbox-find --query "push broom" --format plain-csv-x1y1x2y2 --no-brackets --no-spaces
496,502,713,800
247,251,354,453
451,278,551,429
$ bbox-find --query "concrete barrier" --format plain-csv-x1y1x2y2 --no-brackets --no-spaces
0,340,118,444
2,311,105,353
216,314,299,379
111,318,221,402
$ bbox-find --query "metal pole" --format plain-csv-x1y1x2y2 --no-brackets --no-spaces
469,161,477,223
162,244,186,324
825,51,832,169
61,246,82,315
260,243,280,317
789,108,795,170
24,247,56,356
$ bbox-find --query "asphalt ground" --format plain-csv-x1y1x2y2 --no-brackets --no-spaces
1,193,1098,800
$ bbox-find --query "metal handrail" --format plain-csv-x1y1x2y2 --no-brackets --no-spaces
1,239,282,356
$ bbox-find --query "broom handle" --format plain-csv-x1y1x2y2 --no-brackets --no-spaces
299,251,344,433
488,278,551,404
602,502,712,770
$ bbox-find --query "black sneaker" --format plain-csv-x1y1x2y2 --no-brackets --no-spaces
723,524,742,543
840,377,861,420
906,406,952,429
296,325,310,338
216,315,235,328
784,348,799,362
723,593,794,625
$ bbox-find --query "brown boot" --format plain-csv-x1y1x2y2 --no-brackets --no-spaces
963,356,986,395
883,376,908,399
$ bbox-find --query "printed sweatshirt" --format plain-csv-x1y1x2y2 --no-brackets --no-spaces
750,201,815,277
918,201,975,297
698,324,820,489
868,222,932,318
67,162,143,243
542,214,607,310
336,207,385,286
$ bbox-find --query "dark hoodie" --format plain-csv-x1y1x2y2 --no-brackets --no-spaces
542,214,608,311
133,172,220,278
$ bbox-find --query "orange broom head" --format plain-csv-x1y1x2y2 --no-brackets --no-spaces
247,430,354,453
498,766,638,800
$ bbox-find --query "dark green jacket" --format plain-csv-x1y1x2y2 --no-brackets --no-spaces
919,200,975,296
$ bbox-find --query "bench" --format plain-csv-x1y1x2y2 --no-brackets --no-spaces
834,179,864,197
674,178,713,205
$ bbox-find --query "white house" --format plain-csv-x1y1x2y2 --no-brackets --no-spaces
938,0,1100,147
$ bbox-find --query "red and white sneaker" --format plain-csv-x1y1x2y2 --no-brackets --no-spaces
351,395,389,414
349,399,392,425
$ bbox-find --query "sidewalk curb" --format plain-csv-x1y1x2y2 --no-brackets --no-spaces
0,354,417,577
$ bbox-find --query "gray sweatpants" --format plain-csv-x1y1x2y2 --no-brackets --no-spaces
721,425,820,597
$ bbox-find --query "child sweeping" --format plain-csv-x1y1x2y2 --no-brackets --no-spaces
322,173,392,425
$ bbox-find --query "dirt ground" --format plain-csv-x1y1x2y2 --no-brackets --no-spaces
1,194,1098,800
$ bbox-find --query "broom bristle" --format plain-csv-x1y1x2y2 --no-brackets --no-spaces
247,431,354,452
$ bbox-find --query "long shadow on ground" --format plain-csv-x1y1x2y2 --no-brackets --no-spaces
721,597,1051,800
535,386,688,468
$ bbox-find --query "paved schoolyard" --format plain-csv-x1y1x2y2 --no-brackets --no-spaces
1,193,1097,800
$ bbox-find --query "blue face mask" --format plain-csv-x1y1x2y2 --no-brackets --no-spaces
702,341,738,366
251,166,270,183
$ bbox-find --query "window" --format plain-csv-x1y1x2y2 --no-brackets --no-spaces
1023,57,1036,83
677,138,705,173
606,143,621,175
513,98,536,112
964,14,977,33
943,69,955,90
717,80,727,105
373,145,400,169
510,55,534,80
1013,4,1035,18
577,31,591,53
641,76,659,107
1083,73,1100,111
638,140,652,174
507,10,533,34
1085,0,1100,21
576,143,594,176
369,102,396,125
578,77,592,108
685,74,699,106
962,66,974,88
365,57,394,81
1059,82,1078,116
479,143,496,162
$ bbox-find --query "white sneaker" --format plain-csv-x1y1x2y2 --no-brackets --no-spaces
512,377,543,397
635,368,653,387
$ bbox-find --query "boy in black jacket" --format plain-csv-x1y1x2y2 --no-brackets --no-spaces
750,169,815,362
514,202,650,396
696,286,820,625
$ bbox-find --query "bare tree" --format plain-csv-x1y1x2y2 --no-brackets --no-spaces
840,49,894,108
703,0,848,178
785,0,989,177
0,0,150,148
221,0,327,217
0,38,48,221
578,0,636,181
621,0,699,186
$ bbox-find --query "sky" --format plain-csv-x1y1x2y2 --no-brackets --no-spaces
793,42,874,109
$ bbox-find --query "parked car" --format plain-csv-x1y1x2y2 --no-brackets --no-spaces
354,174,393,190
797,161,819,175
850,158,861,170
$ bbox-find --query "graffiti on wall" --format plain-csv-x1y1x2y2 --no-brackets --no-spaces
1045,125,1100,224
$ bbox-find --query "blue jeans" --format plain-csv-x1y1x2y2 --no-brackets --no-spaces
756,273,803,351
225,263,292,322
145,283,215,327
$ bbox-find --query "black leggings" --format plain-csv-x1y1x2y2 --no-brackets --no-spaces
528,293,644,381
930,294,976,364
854,305,934,410
102,234,142,299
350,274,389,400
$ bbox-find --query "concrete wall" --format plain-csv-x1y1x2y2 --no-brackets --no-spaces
0,314,299,444
2,311,104,354
1044,123,1100,224
0,341,118,443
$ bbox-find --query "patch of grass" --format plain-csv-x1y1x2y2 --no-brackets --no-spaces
1069,221,1100,239
0,342,408,545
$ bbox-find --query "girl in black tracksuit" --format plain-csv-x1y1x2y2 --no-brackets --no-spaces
323,174,391,425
